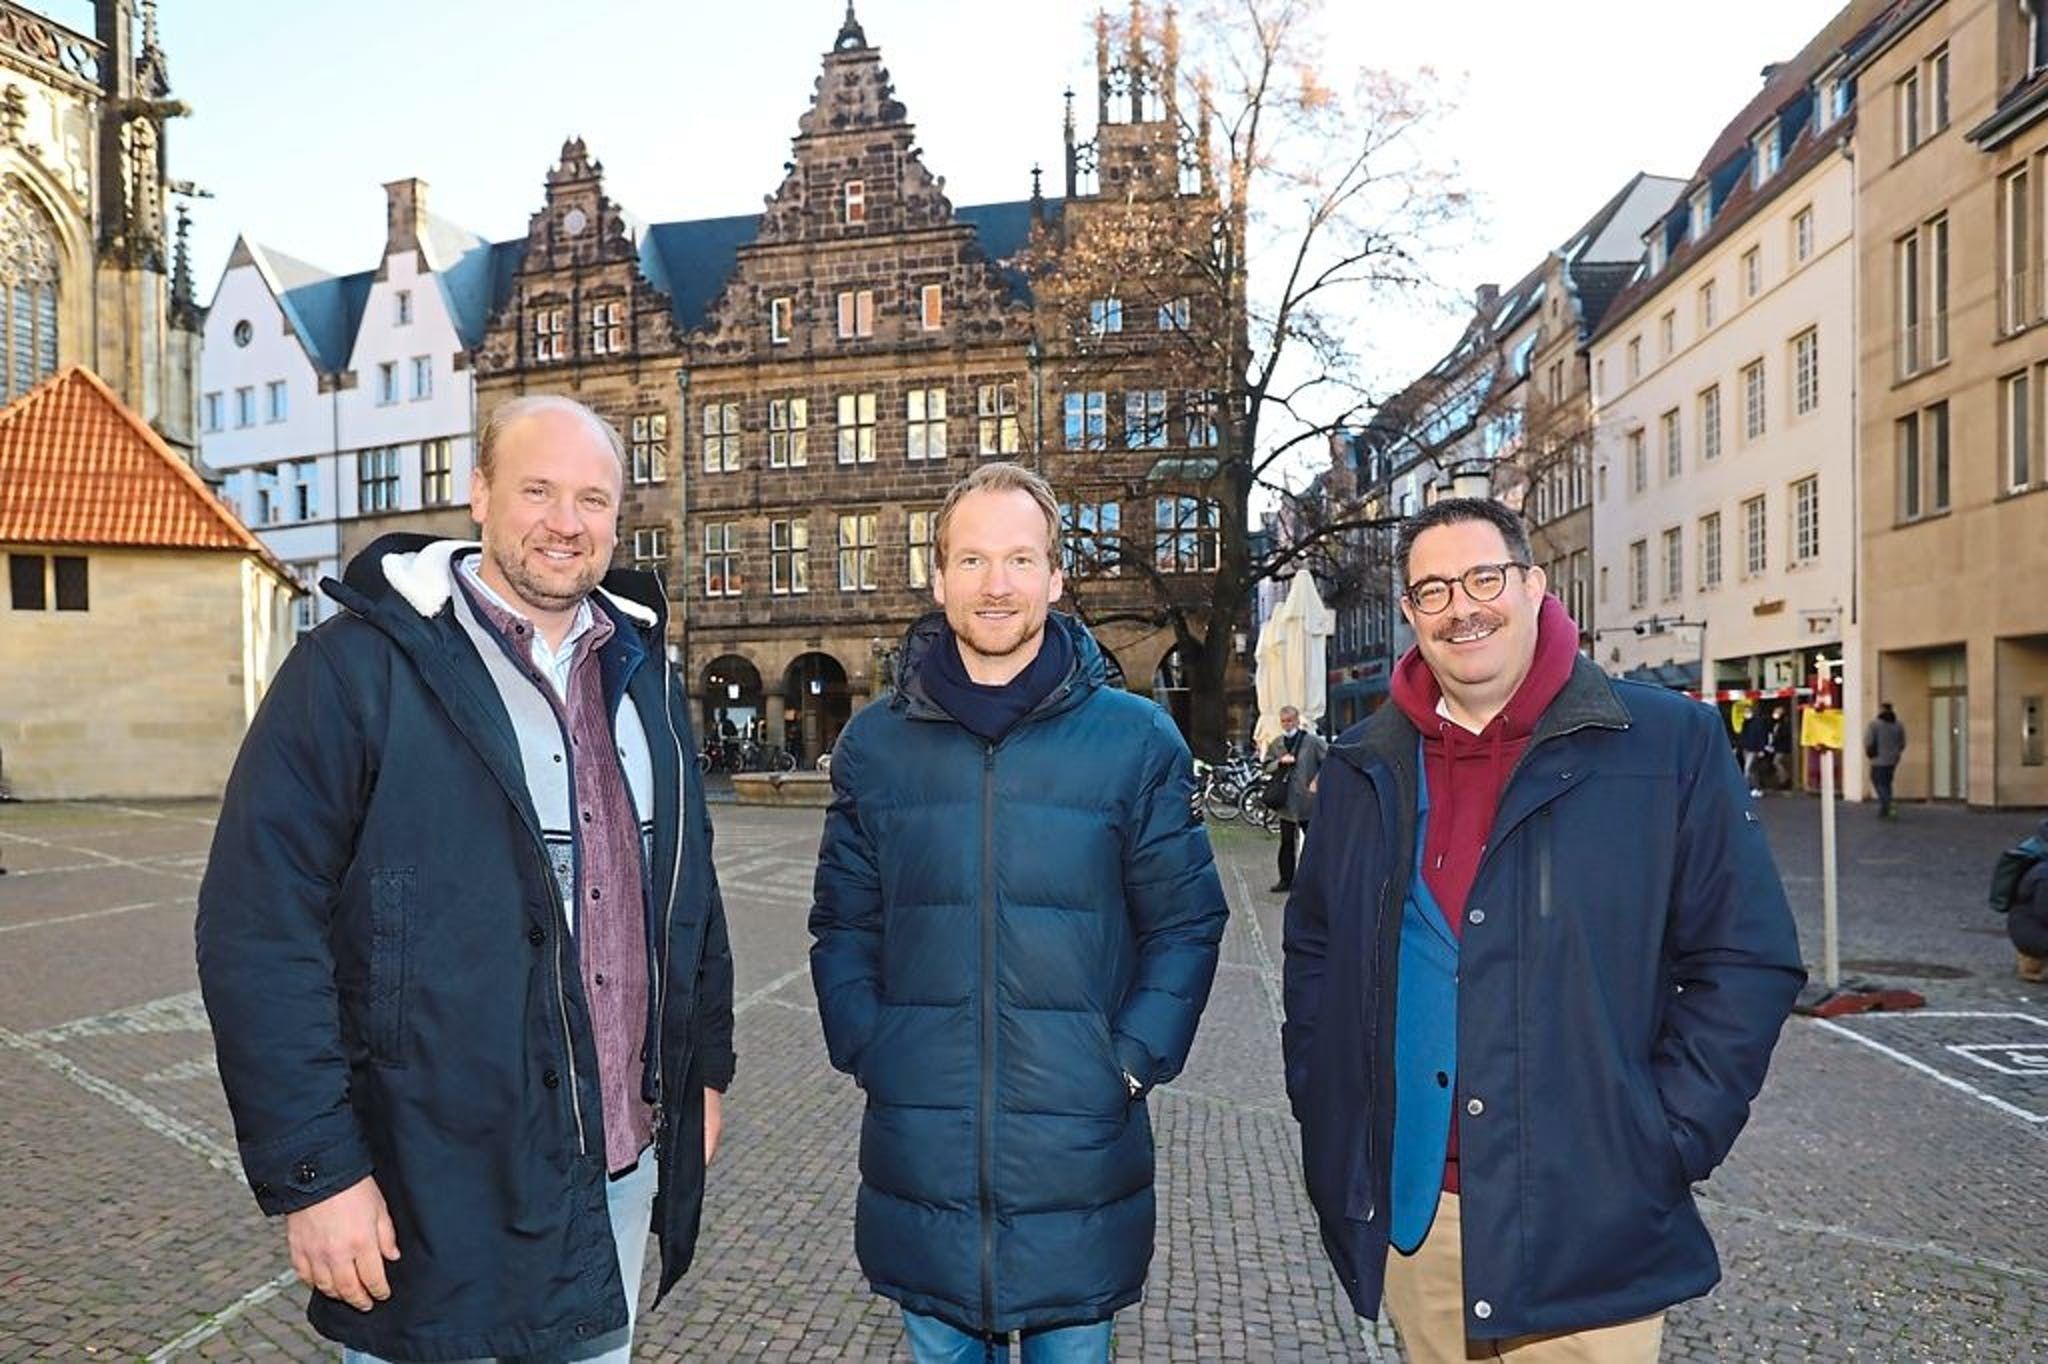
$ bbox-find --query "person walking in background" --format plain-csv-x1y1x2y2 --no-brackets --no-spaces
1865,702,1907,818
1264,705,1327,892
810,462,1227,1362
1739,704,1773,798
1283,497,1803,1363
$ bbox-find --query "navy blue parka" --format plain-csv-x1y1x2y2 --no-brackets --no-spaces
1282,657,1803,1339
195,535,735,1362
809,612,1228,1333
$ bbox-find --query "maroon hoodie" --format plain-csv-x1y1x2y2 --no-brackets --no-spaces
1389,593,1581,1191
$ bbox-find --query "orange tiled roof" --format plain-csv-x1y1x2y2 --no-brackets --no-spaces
0,366,287,576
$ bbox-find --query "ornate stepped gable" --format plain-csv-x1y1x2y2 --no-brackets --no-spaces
692,8,1033,360
473,138,680,376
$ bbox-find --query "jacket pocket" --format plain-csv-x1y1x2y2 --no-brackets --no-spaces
1091,1013,1135,1113
367,868,414,1068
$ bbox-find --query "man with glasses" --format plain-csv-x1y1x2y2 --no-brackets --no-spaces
1282,498,1802,1362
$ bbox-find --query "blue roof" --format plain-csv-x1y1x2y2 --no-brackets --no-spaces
640,213,764,332
258,245,372,376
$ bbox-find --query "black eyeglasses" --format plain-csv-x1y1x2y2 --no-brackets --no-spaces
1403,562,1531,615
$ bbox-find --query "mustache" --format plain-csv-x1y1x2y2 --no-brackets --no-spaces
1433,610,1503,641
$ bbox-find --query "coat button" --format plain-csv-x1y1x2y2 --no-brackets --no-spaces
1474,1300,1493,1320
293,1161,318,1184
1466,1097,1485,1116
1559,771,1573,781
543,1069,561,1089
528,926,546,946
1468,908,1485,925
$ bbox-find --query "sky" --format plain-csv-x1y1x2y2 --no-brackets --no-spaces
61,0,1848,399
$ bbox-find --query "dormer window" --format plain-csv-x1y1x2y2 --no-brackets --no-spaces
2031,0,2048,75
1648,235,1667,275
770,295,793,344
844,180,866,226
1689,187,1713,242
1752,122,1781,187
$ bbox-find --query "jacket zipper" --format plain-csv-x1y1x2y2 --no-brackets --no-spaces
527,830,588,1159
649,640,689,1152
978,741,998,1326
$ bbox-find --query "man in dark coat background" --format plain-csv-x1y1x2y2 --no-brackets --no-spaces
1282,498,1803,1362
1263,704,1327,892
810,462,1227,1362
196,396,734,1362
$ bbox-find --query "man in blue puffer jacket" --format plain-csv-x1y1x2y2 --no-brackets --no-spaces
810,462,1228,1361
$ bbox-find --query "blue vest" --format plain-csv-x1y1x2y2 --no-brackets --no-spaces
1391,754,1460,1253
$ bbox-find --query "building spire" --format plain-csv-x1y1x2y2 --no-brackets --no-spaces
835,2,868,51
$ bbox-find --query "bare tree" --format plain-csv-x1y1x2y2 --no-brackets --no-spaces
1029,0,1470,751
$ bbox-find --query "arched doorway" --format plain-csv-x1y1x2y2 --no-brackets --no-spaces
785,652,852,767
1153,641,1199,739
700,654,764,750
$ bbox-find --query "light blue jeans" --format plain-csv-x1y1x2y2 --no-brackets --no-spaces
341,1152,656,1364
901,1309,1114,1363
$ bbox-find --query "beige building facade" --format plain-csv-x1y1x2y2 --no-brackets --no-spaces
1853,0,2048,807
1591,4,1882,795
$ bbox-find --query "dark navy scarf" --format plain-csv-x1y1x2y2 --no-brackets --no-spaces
919,617,1074,744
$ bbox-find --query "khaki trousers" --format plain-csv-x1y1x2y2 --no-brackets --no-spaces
1383,1193,1665,1363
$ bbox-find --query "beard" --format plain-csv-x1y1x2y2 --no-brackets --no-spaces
952,601,1045,662
488,530,604,616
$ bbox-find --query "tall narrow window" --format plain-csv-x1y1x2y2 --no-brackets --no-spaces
1627,429,1647,495
4,188,66,400
1153,497,1220,573
1928,215,1949,363
1186,391,1219,448
702,523,741,597
420,439,453,505
1743,494,1768,576
768,397,809,468
1897,413,1922,522
907,508,938,589
532,306,567,362
836,290,875,339
589,300,625,354
1627,336,1642,382
2006,369,2034,492
1928,401,1951,512
1743,359,1767,440
236,386,256,426
1897,68,1921,156
2004,168,2031,334
267,381,288,423
1699,512,1723,589
395,289,413,326
906,388,948,460
976,383,1020,455
770,295,793,344
202,392,222,432
1699,281,1717,330
770,518,810,595
1627,539,1647,608
702,402,741,473
837,512,879,591
843,180,866,225
837,392,877,464
1661,526,1682,601
1742,247,1761,300
1700,385,1723,461
1896,231,1921,374
1660,310,1676,358
920,284,944,330
376,364,397,406
1794,207,1814,263
1661,408,1682,479
1158,296,1190,331
1792,476,1820,564
1793,328,1820,416
1929,47,1950,133
411,356,432,401
631,412,669,483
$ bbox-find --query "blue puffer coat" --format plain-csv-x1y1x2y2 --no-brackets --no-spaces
810,612,1227,1333
1283,658,1804,1339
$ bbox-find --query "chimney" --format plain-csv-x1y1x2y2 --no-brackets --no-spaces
1475,283,1500,316
383,178,428,258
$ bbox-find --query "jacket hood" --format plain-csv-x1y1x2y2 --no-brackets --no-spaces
327,533,662,632
893,608,1107,717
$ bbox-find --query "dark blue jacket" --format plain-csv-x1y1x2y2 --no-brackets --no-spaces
196,535,734,1361
809,612,1227,1333
1282,658,1802,1339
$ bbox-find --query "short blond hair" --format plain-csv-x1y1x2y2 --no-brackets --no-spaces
934,462,1062,568
477,394,625,480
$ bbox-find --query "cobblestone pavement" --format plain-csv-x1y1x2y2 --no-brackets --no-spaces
1,792,2044,1360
